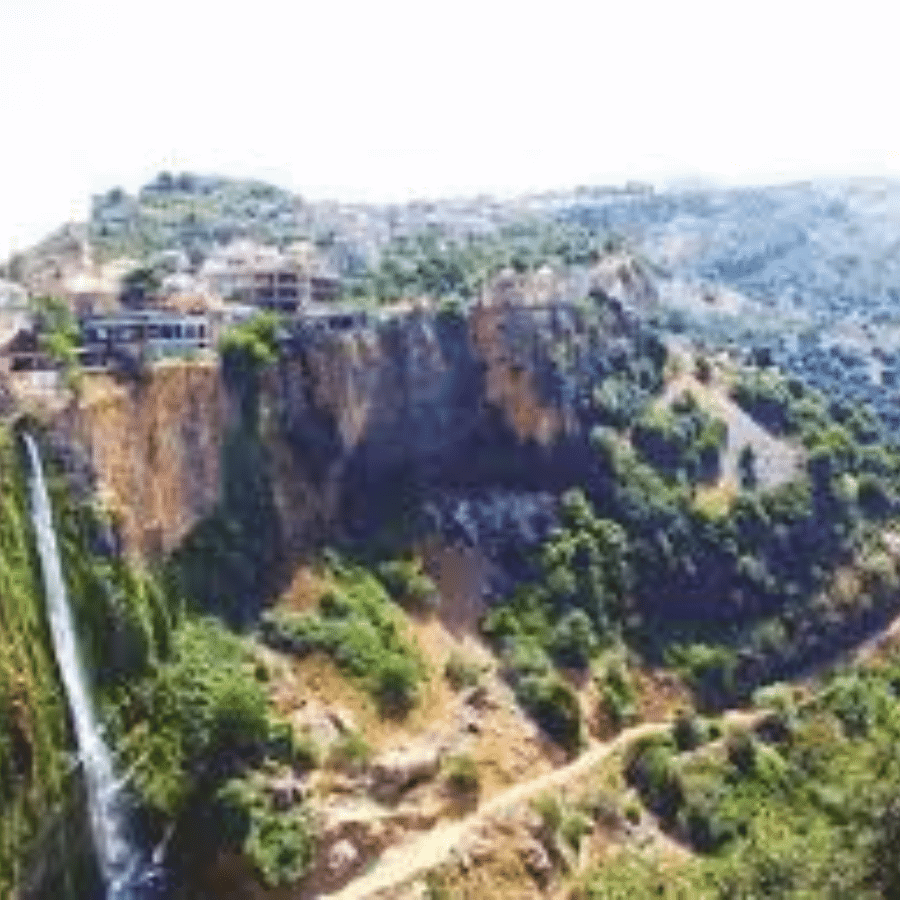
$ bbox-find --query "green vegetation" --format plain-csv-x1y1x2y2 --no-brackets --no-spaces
122,617,270,818
632,391,728,484
730,370,830,440
584,651,900,898
31,295,81,386
443,753,480,796
18,431,316,890
376,557,438,611
530,791,594,873
217,773,315,887
344,221,609,304
261,554,426,714
482,354,900,751
0,429,74,897
167,367,281,624
596,660,638,729
219,312,280,374
444,650,485,691
328,729,371,773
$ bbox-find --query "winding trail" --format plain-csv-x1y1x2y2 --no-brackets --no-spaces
323,709,761,900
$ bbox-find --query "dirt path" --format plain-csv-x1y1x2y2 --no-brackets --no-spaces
321,598,900,900
323,709,761,900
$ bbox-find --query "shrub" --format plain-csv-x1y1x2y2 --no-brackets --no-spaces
443,753,480,795
328,730,371,772
560,808,593,853
625,735,682,819
532,792,565,833
291,734,323,772
669,642,738,703
218,776,315,888
695,355,712,383
517,673,583,752
672,709,707,751
437,296,466,324
585,790,623,829
132,617,271,817
377,558,438,610
373,653,422,714
444,651,484,690
551,609,600,669
219,312,280,372
623,800,642,825
725,729,758,776
677,773,740,851
598,662,638,729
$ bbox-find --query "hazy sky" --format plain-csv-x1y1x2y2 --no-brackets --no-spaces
1,0,898,259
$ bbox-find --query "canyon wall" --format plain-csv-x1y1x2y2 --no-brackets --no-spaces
49,297,653,563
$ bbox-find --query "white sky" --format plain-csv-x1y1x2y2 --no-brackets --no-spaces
1,0,899,259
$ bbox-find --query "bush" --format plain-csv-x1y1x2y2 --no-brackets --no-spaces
672,709,707,752
130,618,271,817
725,729,758,776
625,735,682,819
677,773,740,851
560,808,593,853
219,312,280,371
443,753,480,795
328,730,371,772
377,558,438,611
532,792,565,833
551,609,600,669
597,663,638,729
516,673,583,752
218,776,315,887
444,651,484,691
669,642,738,703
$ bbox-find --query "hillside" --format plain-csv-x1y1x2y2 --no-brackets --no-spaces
7,176,900,898
0,284,898,898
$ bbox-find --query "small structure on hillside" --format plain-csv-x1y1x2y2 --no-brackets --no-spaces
78,309,214,369
4,326,53,372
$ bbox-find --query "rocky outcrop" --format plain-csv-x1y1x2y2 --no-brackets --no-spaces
369,740,447,801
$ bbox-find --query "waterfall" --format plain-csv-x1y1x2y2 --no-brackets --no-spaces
23,434,163,899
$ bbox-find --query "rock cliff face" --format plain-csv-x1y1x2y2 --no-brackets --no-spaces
51,298,657,564
49,361,233,560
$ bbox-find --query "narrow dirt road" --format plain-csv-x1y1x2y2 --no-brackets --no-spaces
323,708,761,900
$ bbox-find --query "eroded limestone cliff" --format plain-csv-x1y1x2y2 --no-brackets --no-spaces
49,297,655,566
49,360,233,560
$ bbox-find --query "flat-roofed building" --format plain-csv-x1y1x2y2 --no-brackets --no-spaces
78,309,213,369
200,239,340,312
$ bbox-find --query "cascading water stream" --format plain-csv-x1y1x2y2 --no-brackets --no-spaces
23,433,163,899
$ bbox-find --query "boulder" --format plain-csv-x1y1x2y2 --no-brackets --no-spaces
326,839,359,878
369,741,444,800
521,837,553,883
292,699,341,750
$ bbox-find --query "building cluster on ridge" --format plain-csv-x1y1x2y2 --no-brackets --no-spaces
0,233,345,376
